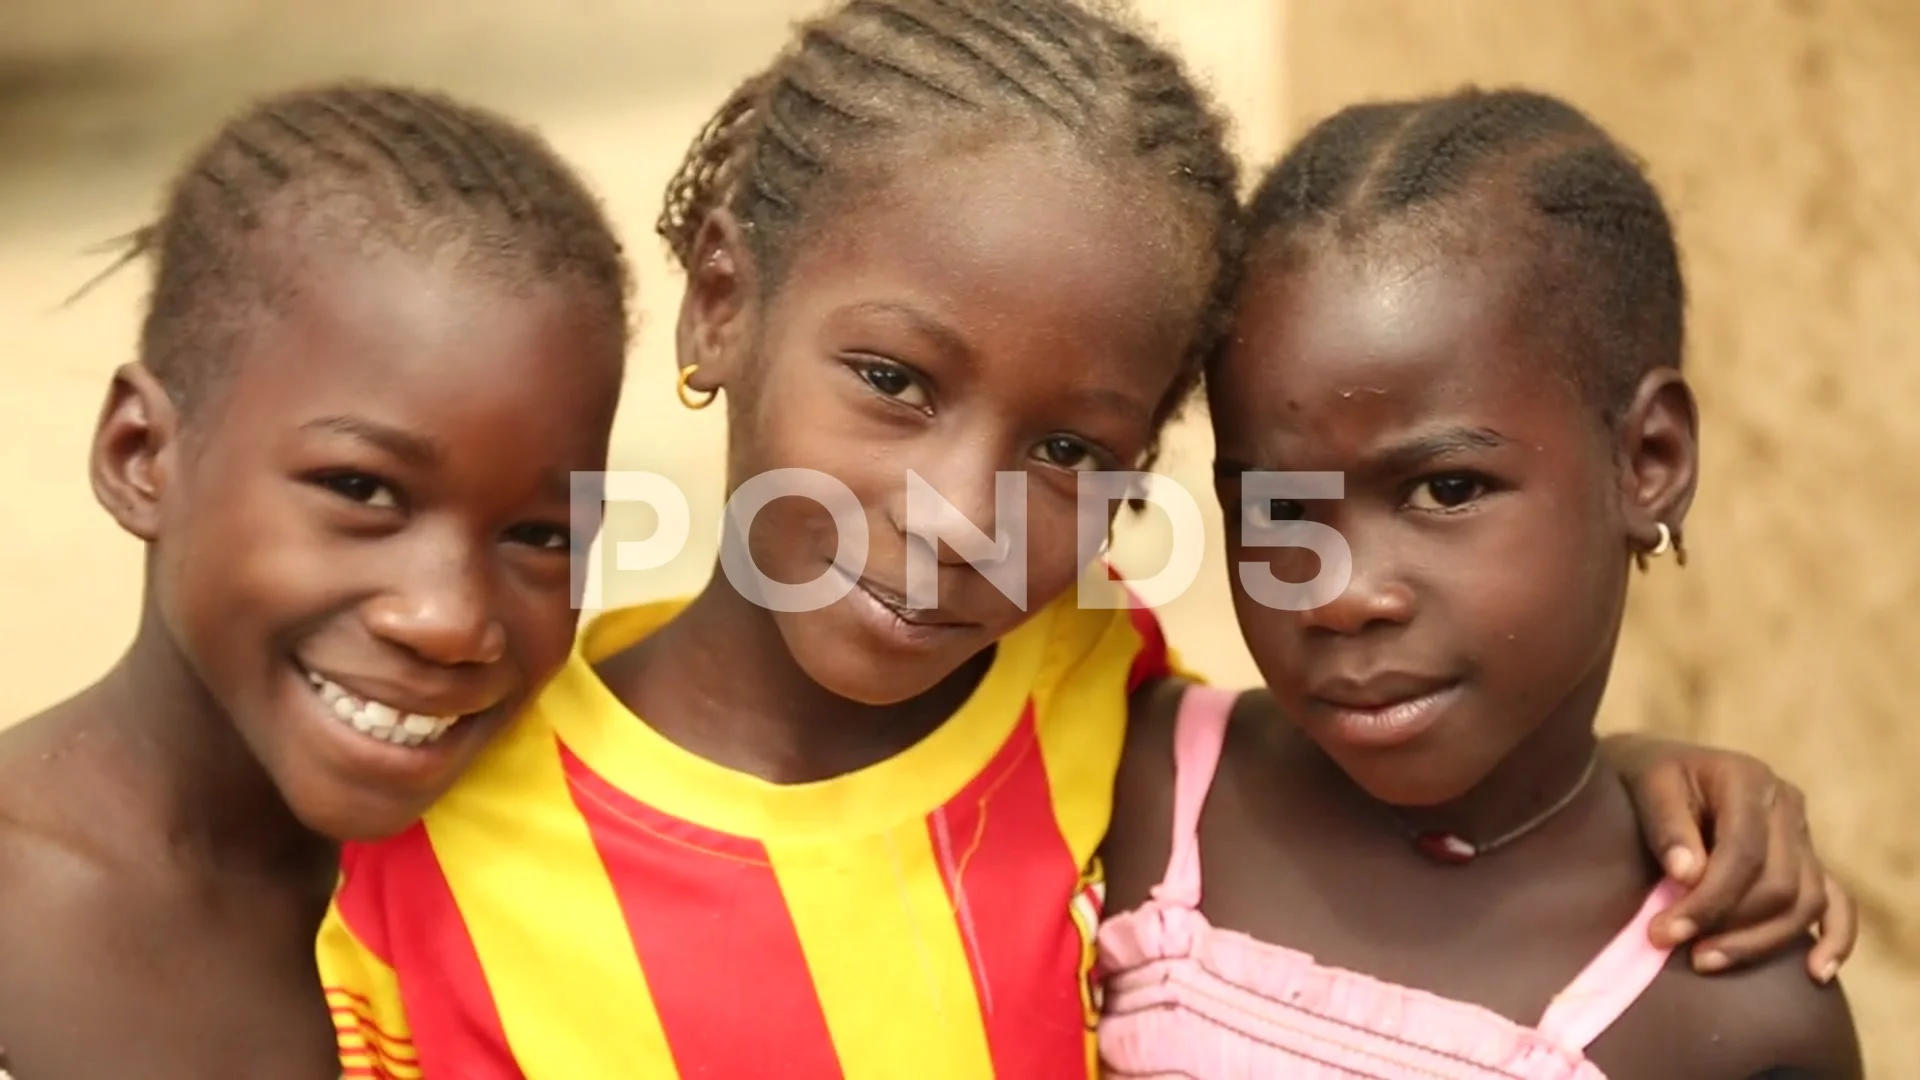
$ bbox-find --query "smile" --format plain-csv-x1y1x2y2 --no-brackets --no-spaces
832,565,973,629
302,668,461,748
822,563,979,656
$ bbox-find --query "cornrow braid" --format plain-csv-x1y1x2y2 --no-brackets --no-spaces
1246,86,1684,421
107,80,631,416
656,0,1243,453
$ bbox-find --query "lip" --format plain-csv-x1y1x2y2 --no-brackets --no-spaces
290,660,501,787
1306,675,1462,750
298,662,497,721
827,564,977,652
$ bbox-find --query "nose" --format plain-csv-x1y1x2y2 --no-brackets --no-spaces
1295,537,1415,637
362,549,507,667
900,444,1012,568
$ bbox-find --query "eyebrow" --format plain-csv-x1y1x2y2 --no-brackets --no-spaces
838,300,972,363
302,415,441,467
1373,426,1511,474
1073,385,1152,425
1214,426,1511,480
303,415,574,502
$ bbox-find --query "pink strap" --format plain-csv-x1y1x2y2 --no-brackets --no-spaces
1149,684,1238,909
1534,877,1686,1049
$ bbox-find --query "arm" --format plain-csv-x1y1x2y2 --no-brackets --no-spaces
1703,953,1863,1079
1603,733,1856,981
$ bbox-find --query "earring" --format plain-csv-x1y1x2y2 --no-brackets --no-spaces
1634,522,1686,572
677,364,718,410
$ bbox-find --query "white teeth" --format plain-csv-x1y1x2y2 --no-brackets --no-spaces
302,670,459,747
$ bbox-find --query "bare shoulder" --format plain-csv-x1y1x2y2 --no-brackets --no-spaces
1692,948,1863,1078
0,711,136,1041
0,755,113,951
1104,675,1189,910
1107,681,1277,911
1606,943,1862,1078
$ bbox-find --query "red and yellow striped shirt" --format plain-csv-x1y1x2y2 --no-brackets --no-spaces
318,578,1181,1079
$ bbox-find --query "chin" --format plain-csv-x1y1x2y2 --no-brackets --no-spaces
796,649,947,708
775,622,939,708
771,594,977,705
291,796,429,845
273,765,439,844
1323,746,1484,810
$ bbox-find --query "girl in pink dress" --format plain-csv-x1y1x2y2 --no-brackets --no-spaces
1096,86,1863,1079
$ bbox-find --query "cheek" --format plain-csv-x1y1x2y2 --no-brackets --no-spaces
726,381,860,575
1016,486,1090,606
1455,489,1625,675
498,585,581,689
158,469,333,686
1225,559,1301,678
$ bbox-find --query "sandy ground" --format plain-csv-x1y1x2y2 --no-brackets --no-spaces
2,0,1912,1072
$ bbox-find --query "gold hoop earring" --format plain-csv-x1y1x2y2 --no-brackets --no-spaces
1634,522,1686,572
677,365,718,410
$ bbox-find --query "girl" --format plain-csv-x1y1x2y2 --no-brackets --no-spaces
1097,87,1862,1078
320,9,1851,1078
0,80,632,1077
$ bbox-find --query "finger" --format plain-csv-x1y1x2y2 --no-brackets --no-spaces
1806,872,1858,984
1728,785,1815,925
1688,856,1822,974
1652,774,1772,946
1773,780,1811,843
1623,760,1708,887
1779,778,1809,823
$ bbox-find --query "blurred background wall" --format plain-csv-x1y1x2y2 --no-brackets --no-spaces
0,0,1911,1071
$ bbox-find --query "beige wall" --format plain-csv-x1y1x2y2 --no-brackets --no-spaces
1,0,1911,1071
1275,1,1920,1071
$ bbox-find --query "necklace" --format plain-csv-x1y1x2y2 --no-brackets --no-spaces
1396,750,1600,865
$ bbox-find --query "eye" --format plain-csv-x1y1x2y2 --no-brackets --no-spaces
1034,435,1100,472
316,471,400,510
504,522,574,553
1246,496,1308,526
1407,473,1488,512
851,358,931,410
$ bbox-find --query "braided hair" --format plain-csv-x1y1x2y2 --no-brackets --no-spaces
1246,86,1685,421
96,80,630,417
656,0,1244,446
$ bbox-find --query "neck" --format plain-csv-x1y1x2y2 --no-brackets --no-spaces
1400,725,1600,850
1380,673,1612,856
69,600,330,873
623,564,987,784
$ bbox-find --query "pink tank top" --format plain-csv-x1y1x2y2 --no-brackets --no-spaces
1095,685,1683,1079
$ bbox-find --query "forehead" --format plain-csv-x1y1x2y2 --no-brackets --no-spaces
225,243,618,414
1211,238,1585,464
776,137,1202,394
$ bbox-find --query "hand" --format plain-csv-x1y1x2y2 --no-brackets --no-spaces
1604,733,1856,984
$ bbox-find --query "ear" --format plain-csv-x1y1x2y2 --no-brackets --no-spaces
90,362,181,542
674,210,759,396
1616,366,1699,555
